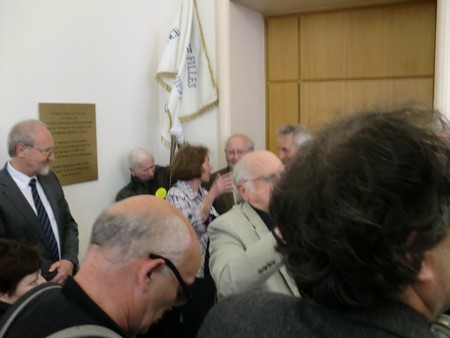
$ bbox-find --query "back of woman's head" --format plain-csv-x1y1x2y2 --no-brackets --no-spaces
0,239,42,295
170,144,208,181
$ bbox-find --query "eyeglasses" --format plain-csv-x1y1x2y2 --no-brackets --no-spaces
240,172,281,184
225,149,248,157
26,145,54,157
149,253,192,306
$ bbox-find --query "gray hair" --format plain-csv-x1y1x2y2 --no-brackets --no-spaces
89,210,191,266
232,153,263,192
127,148,153,170
7,119,48,157
225,134,255,152
277,124,312,149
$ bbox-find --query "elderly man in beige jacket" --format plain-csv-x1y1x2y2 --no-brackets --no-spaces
208,150,298,299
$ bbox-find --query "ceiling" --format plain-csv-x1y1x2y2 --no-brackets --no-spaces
231,0,411,16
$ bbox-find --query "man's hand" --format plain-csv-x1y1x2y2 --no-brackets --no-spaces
49,259,74,284
209,173,234,199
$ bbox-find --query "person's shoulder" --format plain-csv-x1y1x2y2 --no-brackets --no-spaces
0,167,11,186
199,292,300,338
38,170,62,186
209,204,243,228
115,184,133,202
166,182,185,197
0,164,7,175
222,291,297,309
0,283,64,337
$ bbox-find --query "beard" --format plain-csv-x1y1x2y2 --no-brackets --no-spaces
39,165,50,175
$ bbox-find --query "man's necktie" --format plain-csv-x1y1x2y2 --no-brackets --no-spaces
29,178,59,261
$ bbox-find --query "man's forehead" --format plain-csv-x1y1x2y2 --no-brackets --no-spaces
226,136,247,149
248,154,282,174
140,156,154,165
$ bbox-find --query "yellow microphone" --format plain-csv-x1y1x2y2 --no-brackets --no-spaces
155,187,167,199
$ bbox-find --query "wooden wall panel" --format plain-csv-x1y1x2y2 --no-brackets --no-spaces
300,78,434,131
267,82,299,153
265,1,436,153
300,2,436,80
266,17,298,81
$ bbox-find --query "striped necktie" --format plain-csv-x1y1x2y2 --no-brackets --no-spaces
29,178,59,261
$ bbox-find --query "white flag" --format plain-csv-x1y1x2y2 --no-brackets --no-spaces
156,0,218,145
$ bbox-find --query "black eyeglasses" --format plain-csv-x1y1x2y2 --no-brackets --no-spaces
149,253,192,306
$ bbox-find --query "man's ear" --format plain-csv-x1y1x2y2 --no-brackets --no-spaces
137,258,165,292
409,252,434,283
236,183,248,201
16,143,28,158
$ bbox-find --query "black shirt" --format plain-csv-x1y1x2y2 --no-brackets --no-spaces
3,277,129,338
0,300,10,323
250,205,275,231
115,165,171,202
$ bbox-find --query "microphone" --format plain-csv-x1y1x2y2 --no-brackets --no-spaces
155,187,167,199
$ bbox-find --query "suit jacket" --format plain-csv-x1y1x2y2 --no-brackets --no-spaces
205,167,235,215
208,202,299,299
0,165,79,279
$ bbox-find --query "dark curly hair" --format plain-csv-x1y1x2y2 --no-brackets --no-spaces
170,144,209,181
270,107,450,309
0,239,42,295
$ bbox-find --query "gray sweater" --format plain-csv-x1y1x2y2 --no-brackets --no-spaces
198,292,434,338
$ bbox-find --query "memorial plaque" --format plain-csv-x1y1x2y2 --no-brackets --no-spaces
39,103,98,186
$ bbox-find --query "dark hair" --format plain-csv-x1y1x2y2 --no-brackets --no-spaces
270,107,450,309
0,239,42,295
170,144,209,181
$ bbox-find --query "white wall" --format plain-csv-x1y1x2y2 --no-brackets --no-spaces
0,0,220,259
215,0,265,168
229,2,265,150
435,0,450,119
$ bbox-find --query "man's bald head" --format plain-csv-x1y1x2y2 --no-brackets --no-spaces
90,195,200,266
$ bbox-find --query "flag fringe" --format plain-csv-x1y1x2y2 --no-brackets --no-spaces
179,98,219,123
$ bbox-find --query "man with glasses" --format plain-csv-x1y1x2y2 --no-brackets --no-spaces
206,133,255,215
208,150,299,299
0,119,79,282
1,195,201,337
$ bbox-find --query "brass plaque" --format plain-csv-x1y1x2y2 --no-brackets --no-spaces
39,103,98,186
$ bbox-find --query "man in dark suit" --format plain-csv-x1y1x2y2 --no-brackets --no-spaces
0,119,79,282
206,134,254,215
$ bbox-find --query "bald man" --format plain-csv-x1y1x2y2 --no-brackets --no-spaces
208,151,298,299
2,195,201,337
